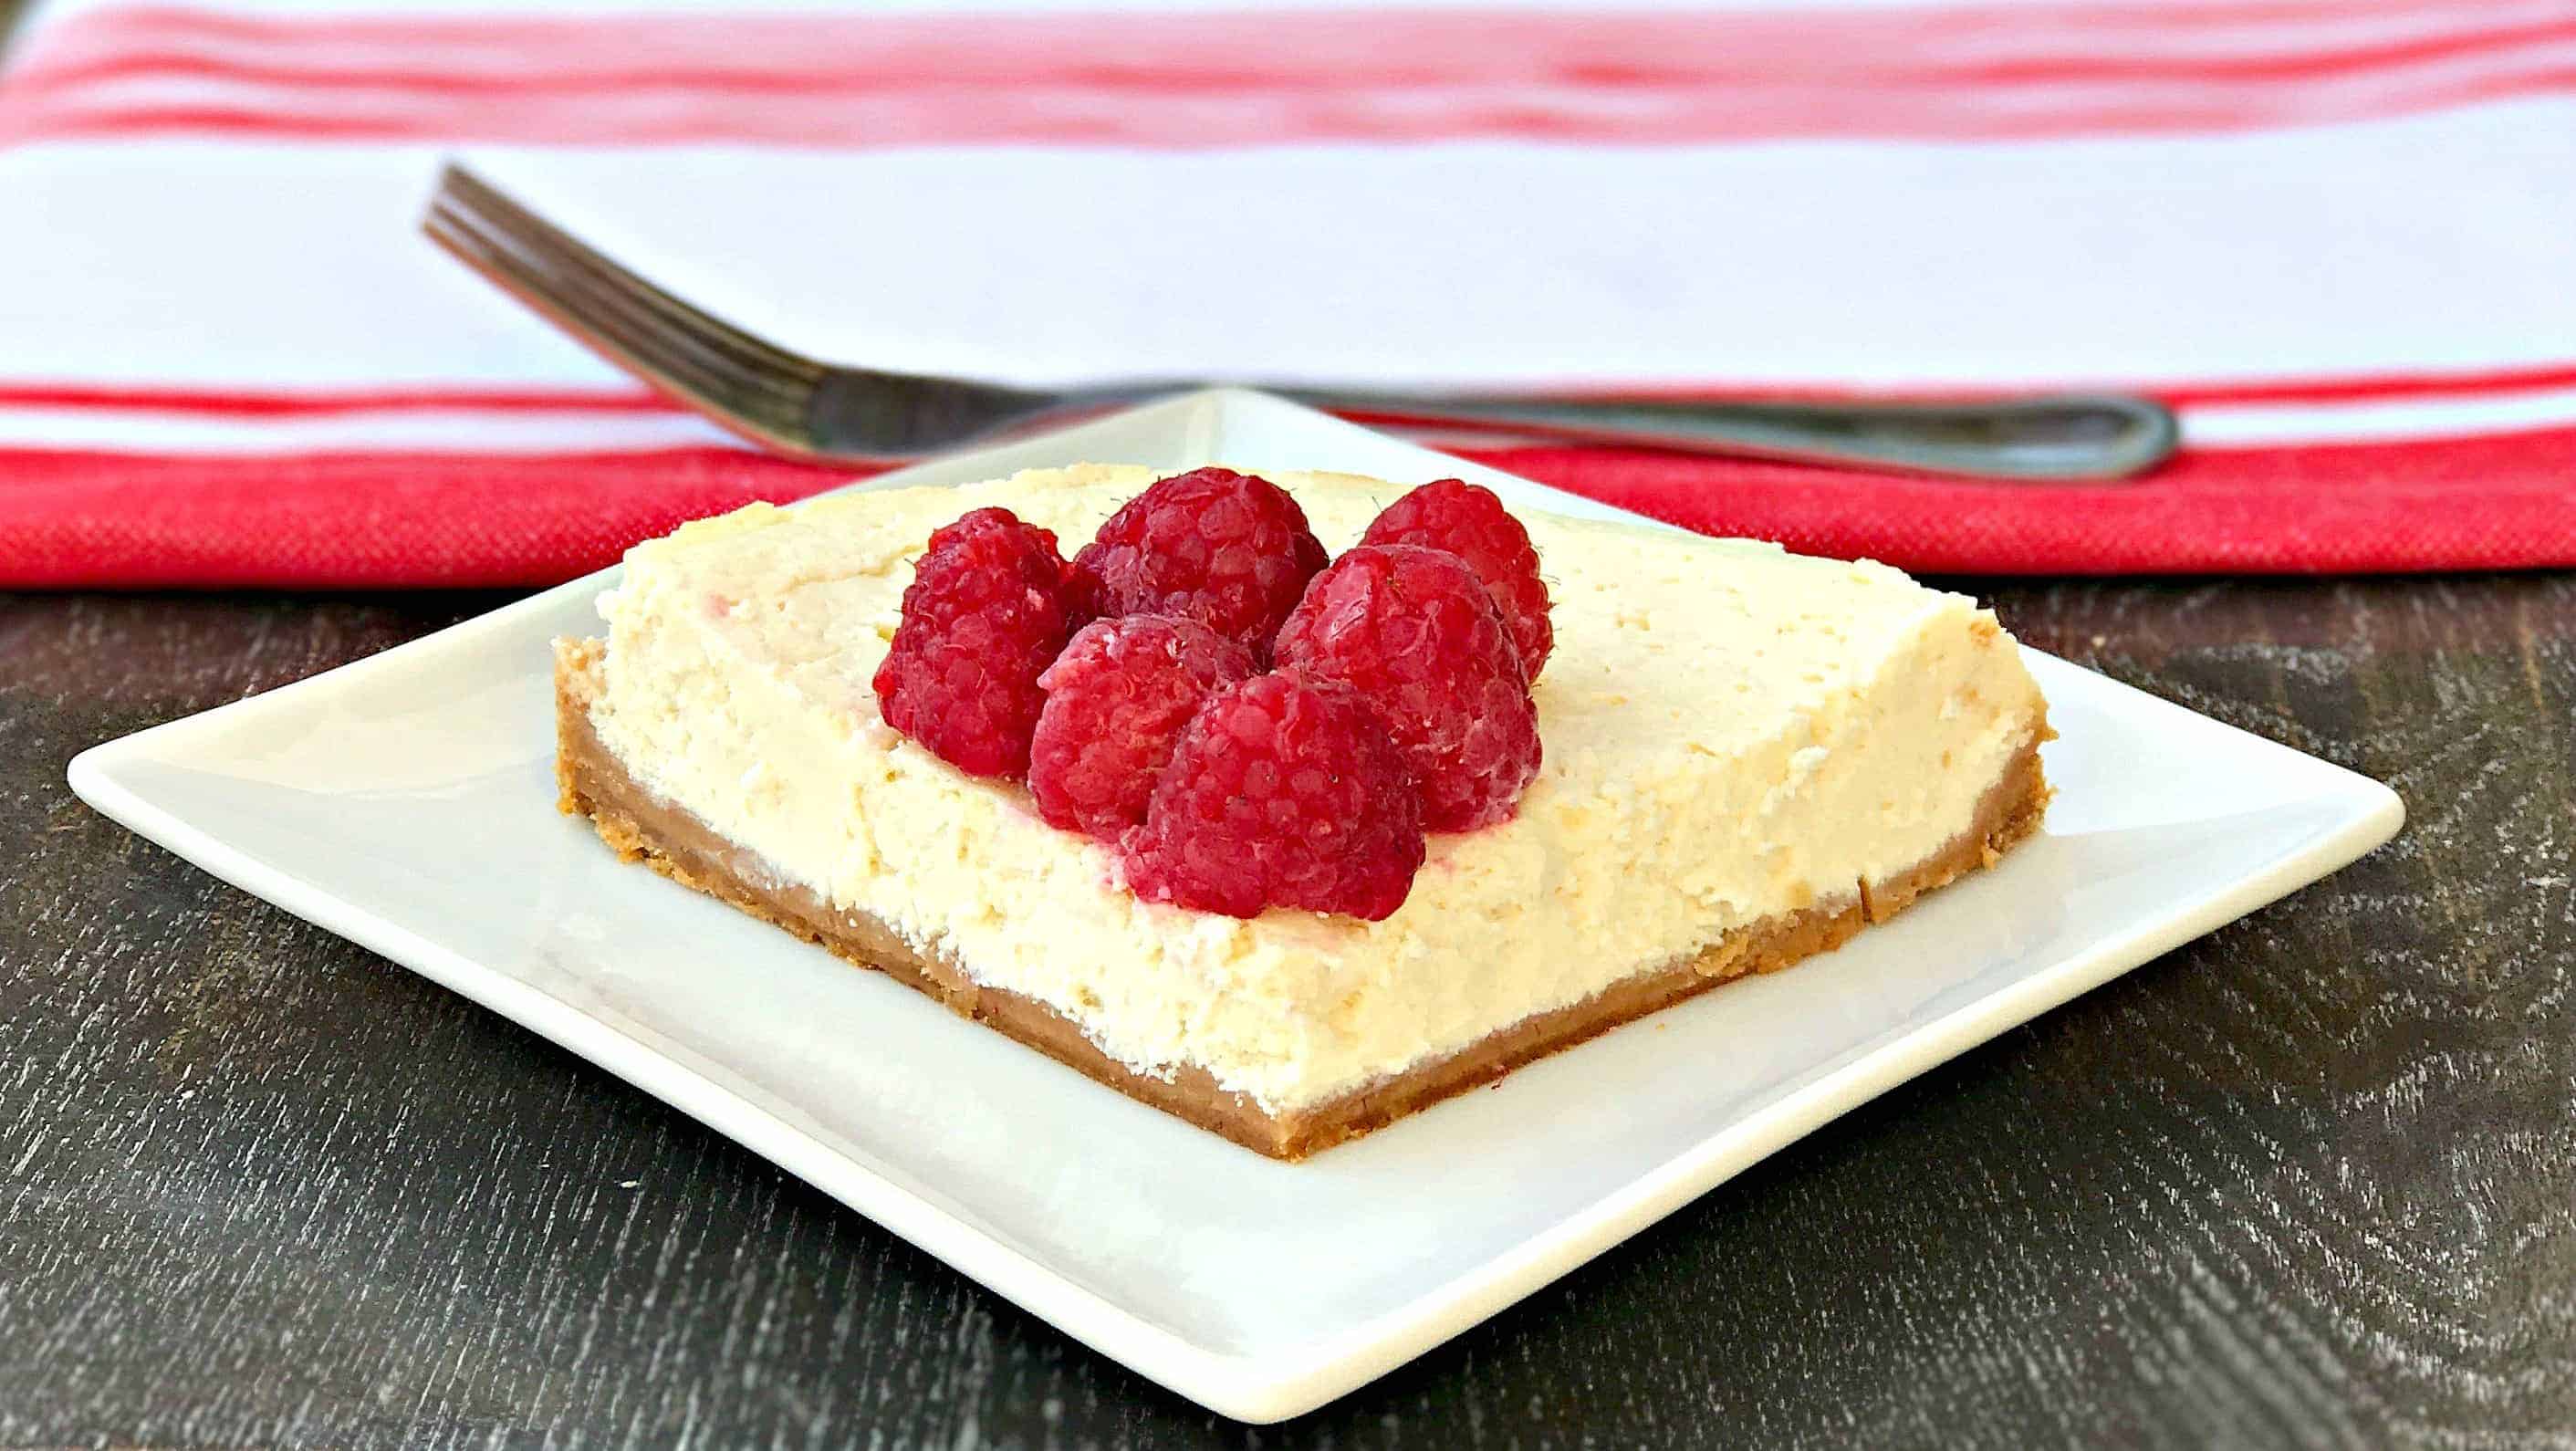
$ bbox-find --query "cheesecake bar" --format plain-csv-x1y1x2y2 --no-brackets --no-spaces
556,465,2050,1158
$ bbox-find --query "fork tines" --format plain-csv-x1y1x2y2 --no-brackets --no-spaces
422,163,827,453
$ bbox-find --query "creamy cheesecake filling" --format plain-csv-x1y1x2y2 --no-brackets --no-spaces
583,465,2049,1112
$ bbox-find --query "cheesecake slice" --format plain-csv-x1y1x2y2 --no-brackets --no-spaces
556,465,2050,1158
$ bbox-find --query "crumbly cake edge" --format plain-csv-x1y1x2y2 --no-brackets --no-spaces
553,636,2052,1160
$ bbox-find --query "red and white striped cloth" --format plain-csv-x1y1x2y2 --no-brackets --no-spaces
4,0,2572,586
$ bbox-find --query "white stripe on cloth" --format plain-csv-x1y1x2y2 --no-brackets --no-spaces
6,109,2572,390
8,386,2576,454
0,403,744,452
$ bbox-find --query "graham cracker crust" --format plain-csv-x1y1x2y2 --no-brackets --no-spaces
554,638,2051,1160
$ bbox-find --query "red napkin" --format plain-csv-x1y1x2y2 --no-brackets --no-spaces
3,415,2568,588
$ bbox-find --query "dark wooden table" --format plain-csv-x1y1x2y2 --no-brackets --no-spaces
3,575,2571,1449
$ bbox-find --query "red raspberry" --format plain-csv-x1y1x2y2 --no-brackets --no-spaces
1361,478,1553,679
1273,544,1541,831
1069,468,1328,655
871,507,1073,778
1028,614,1257,840
1121,671,1424,921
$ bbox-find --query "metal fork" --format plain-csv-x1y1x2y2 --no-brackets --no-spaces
422,163,2176,482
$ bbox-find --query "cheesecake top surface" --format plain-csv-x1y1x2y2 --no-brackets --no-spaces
618,464,1946,776
589,465,2048,1110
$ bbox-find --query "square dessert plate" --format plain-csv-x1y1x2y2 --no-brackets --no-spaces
70,389,2403,1423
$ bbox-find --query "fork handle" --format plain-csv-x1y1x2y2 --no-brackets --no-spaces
1274,391,2178,482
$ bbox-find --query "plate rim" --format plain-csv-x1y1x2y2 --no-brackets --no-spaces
66,387,2405,1423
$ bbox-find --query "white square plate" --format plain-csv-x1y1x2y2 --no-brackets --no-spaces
70,390,2402,1423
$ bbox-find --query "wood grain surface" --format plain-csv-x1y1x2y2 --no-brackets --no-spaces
1,575,2570,1448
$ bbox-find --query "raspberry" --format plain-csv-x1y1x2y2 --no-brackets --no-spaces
1069,468,1328,655
1121,671,1424,921
1028,614,1257,839
1361,478,1553,679
871,507,1073,778
1273,544,1542,831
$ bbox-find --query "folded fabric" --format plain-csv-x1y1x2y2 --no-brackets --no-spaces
4,399,2572,587
4,0,2572,586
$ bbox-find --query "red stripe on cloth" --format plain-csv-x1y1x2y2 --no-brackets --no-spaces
16,68,2573,148
3,427,2569,588
19,15,2576,98
0,447,865,589
1502,424,2576,576
2131,361,2576,406
24,0,2551,69
9,362,2576,420
10,4,2576,146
